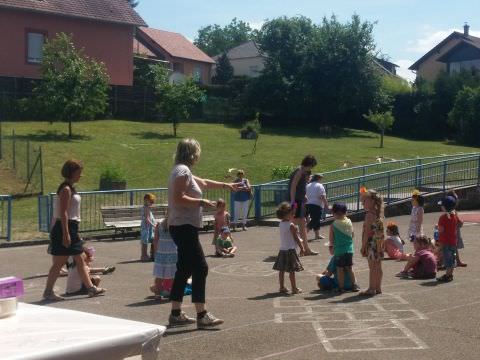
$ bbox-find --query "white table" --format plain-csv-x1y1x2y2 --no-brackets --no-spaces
1,303,166,360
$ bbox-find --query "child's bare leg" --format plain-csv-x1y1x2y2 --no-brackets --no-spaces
279,271,286,291
368,260,374,290
290,272,302,293
376,261,383,293
346,266,357,286
230,246,237,255
336,266,345,290
141,243,149,260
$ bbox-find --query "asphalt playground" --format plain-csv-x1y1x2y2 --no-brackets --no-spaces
1,211,480,360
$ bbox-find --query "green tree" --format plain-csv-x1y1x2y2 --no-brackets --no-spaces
127,0,139,8
195,18,257,56
149,65,205,137
363,111,395,148
448,86,480,146
212,53,234,84
33,33,109,138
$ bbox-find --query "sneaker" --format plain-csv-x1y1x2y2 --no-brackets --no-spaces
168,311,196,326
197,312,224,328
88,286,106,297
43,290,65,301
350,284,361,292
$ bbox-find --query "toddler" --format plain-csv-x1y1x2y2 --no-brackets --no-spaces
385,222,407,260
396,236,436,279
141,193,156,262
408,190,424,242
215,226,237,257
436,196,458,282
212,198,230,250
316,256,353,291
447,190,467,267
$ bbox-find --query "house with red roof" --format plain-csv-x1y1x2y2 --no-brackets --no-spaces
0,0,146,86
134,27,215,84
409,24,480,81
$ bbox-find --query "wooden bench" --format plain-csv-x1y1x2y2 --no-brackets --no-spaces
101,205,218,239
101,205,167,240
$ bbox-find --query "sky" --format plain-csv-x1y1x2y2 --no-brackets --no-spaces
135,0,480,82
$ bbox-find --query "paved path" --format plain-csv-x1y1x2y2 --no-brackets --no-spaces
1,212,479,360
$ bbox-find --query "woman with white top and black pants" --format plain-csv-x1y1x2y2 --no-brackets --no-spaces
43,160,105,300
168,139,239,328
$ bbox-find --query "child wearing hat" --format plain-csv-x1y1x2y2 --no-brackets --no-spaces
215,226,237,257
436,196,458,282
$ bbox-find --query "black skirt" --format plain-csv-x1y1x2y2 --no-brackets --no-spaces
49,220,84,256
273,249,304,272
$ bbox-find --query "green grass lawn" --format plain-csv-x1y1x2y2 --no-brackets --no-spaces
1,120,479,240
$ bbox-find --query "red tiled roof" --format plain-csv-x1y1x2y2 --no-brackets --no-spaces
0,0,146,26
137,27,215,64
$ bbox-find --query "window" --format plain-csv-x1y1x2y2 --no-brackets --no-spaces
26,32,45,64
193,66,202,83
173,62,184,74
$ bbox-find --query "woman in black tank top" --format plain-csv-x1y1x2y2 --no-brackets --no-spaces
287,155,318,256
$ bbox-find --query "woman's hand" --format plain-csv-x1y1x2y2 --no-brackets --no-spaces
360,245,367,257
201,199,217,208
228,183,243,192
62,233,71,248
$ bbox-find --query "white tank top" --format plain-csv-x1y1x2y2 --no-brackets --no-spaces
53,193,81,222
279,221,297,250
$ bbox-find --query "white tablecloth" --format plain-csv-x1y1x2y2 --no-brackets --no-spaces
1,303,166,360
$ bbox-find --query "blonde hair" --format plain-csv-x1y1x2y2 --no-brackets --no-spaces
174,138,201,167
367,189,384,219
144,193,156,202
276,202,292,220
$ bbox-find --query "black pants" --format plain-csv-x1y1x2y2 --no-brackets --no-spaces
306,204,322,231
169,224,208,304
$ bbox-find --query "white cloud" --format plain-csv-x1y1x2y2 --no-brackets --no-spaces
248,20,265,31
395,59,416,83
407,28,480,53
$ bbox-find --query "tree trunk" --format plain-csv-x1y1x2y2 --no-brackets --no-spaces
380,129,384,148
69,121,72,139
173,121,177,138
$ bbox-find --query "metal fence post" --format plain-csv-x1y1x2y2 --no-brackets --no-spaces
477,155,480,187
254,185,262,220
387,172,391,205
356,178,361,211
7,196,12,242
230,191,235,222
442,161,447,192
129,191,134,206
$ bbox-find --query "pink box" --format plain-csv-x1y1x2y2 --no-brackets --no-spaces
0,277,24,299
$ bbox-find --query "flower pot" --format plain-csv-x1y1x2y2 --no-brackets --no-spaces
99,179,127,191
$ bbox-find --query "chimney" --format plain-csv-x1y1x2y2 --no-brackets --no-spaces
464,22,470,36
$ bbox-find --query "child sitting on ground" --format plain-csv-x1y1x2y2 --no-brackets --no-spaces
396,235,436,279
316,256,353,291
328,203,360,293
66,246,114,295
385,222,407,260
215,226,237,257
212,198,231,251
150,216,177,299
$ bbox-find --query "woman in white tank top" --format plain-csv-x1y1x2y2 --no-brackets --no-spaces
43,160,105,301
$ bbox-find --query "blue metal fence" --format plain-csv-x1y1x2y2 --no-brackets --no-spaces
265,152,480,185
0,195,12,242
38,153,480,233
255,154,480,218
39,187,232,233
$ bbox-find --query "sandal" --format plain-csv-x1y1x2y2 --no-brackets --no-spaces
279,287,290,294
436,274,453,282
291,287,303,294
102,266,116,275
43,290,65,301
88,286,106,297
359,289,376,296
350,284,361,292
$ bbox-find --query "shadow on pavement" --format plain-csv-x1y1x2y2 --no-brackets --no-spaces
248,292,291,300
126,297,169,307
263,256,277,262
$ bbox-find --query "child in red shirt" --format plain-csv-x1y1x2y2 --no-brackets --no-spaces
436,196,458,282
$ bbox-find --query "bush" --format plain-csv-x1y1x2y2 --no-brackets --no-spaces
240,112,261,139
271,165,295,181
99,164,127,190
